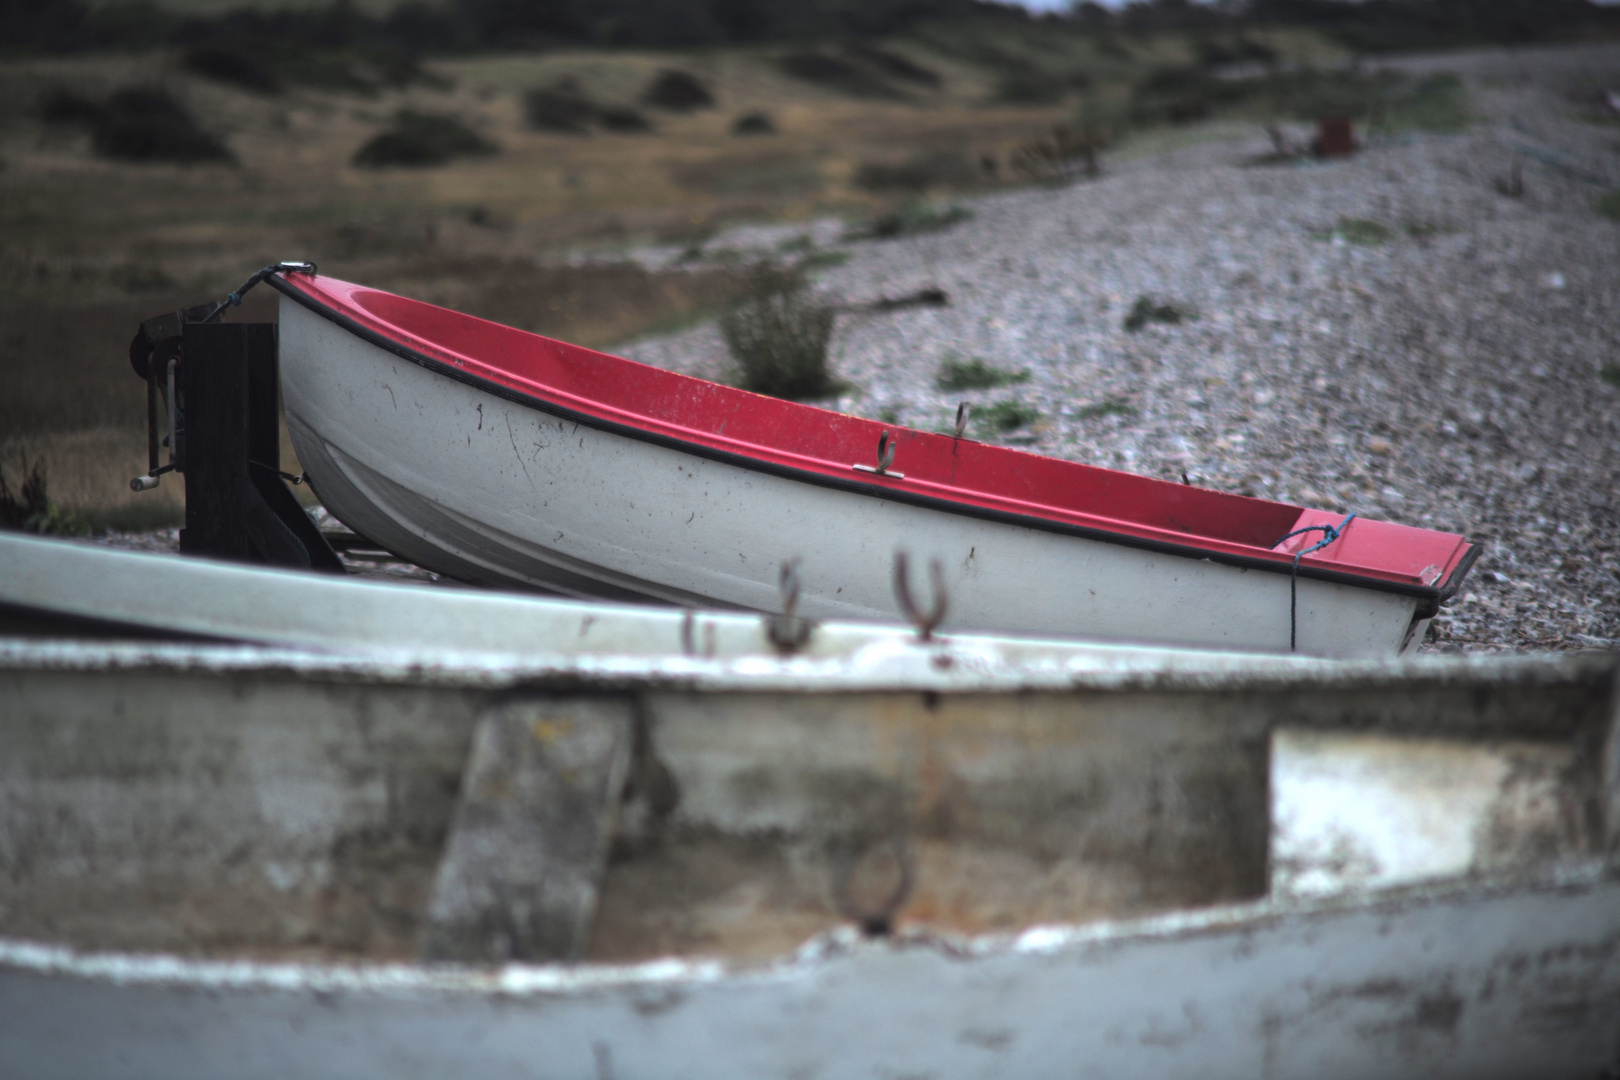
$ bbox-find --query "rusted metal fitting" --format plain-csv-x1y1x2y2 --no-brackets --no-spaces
764,558,815,654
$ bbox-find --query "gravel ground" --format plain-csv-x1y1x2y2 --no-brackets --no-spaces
624,43,1620,653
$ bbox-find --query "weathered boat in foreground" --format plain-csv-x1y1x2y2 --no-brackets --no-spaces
0,531,1220,667
268,269,1477,658
1,638,1614,1079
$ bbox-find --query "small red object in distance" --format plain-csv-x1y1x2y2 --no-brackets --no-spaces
1316,117,1355,158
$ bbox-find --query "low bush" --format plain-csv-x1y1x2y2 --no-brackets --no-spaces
976,399,1040,435
1596,190,1620,222
778,51,902,99
596,105,653,133
848,202,972,241
89,87,234,164
0,458,86,536
524,80,597,133
854,150,974,194
731,111,776,135
39,88,104,125
1196,35,1279,68
719,269,842,401
1334,217,1393,245
1009,125,1101,182
845,44,940,89
1380,73,1469,134
180,45,282,94
1128,66,1229,125
797,250,850,272
264,44,447,97
1123,296,1188,332
935,355,1030,391
995,69,1071,105
640,69,713,112
1075,398,1136,419
354,110,498,168
1125,66,1467,135
525,80,652,134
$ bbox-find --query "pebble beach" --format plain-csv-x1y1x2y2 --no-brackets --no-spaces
624,43,1620,653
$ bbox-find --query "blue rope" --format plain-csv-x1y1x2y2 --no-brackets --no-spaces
202,261,317,325
1272,512,1356,652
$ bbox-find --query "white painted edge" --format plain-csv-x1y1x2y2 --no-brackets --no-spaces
0,638,1610,694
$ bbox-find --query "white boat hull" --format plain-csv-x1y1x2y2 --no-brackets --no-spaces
279,297,1429,658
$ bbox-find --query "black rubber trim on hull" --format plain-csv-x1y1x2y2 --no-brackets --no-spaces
270,276,1472,607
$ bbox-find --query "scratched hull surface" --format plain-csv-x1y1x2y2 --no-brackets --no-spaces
279,297,1424,658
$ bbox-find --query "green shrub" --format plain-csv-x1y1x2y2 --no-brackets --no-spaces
1380,73,1469,134
1597,190,1620,221
719,271,842,400
1075,398,1136,419
1335,217,1393,245
596,105,653,133
1601,362,1620,388
732,111,776,135
0,458,87,536
1123,296,1188,332
1128,67,1230,125
39,88,103,125
935,355,1030,391
976,399,1040,434
995,69,1071,105
82,87,234,164
354,110,497,168
524,80,597,133
797,250,850,272
180,45,282,94
854,151,974,194
525,80,653,135
1123,66,1466,135
846,44,941,88
778,51,902,99
640,70,713,111
849,202,972,241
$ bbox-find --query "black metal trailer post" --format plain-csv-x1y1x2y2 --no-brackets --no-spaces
128,266,341,572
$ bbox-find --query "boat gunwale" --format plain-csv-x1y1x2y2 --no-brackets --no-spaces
5,636,1610,694
2,858,1613,993
268,273,1474,610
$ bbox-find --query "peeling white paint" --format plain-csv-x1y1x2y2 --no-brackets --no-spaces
1272,731,1585,896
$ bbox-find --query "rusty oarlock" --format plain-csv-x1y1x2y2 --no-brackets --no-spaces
892,551,948,641
764,558,815,654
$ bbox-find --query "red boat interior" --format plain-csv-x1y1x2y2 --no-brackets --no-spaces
277,273,1473,592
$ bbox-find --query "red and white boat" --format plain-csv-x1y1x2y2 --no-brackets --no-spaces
269,269,1476,658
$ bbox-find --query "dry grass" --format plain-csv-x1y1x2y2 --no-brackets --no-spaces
1,429,185,530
